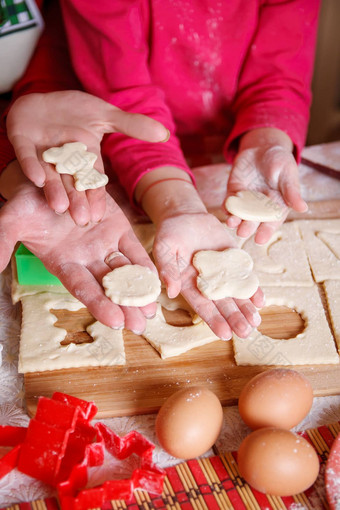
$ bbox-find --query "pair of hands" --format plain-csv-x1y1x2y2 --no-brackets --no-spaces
3,91,306,339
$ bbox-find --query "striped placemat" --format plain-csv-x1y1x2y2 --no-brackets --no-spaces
2,421,339,510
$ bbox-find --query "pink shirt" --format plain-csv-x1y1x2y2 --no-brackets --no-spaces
61,0,320,201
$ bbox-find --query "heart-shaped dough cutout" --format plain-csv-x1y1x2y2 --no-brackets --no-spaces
225,190,285,222
193,248,259,300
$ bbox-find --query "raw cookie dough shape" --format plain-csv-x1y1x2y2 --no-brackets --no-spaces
225,190,285,222
193,248,259,300
102,265,161,306
297,219,340,282
18,292,125,373
323,280,340,353
142,304,220,359
242,221,313,286
233,285,339,366
42,142,108,191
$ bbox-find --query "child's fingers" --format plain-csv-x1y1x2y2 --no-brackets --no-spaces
9,134,45,187
42,164,70,214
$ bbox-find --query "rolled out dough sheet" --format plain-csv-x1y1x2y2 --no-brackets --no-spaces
233,285,339,366
323,279,340,353
142,304,220,359
297,219,340,282
242,221,313,286
18,292,125,373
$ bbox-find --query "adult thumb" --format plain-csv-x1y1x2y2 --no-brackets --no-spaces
104,106,170,143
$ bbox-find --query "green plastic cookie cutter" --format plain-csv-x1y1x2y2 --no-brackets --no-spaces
15,244,62,286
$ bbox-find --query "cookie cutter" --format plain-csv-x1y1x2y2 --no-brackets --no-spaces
0,392,165,509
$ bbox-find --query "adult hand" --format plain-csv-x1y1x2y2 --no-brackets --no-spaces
153,211,264,340
6,91,169,225
0,161,158,334
225,128,307,244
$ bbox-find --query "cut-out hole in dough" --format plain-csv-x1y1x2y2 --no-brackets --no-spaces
258,305,305,340
162,307,194,327
50,308,95,346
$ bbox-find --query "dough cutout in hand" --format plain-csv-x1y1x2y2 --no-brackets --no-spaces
102,264,161,306
225,190,285,222
193,248,259,300
42,142,108,191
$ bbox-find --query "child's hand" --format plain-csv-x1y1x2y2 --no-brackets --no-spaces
6,91,168,226
0,161,158,333
153,211,264,340
225,128,307,244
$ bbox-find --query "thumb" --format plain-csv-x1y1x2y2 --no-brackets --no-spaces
152,242,182,298
279,171,308,213
104,106,170,143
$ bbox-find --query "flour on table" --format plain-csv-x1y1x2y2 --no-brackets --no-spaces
302,141,340,172
297,219,340,282
42,142,108,191
323,280,340,353
225,190,285,222
142,304,220,359
102,265,161,306
18,292,125,373
233,285,339,366
242,221,313,286
193,248,259,300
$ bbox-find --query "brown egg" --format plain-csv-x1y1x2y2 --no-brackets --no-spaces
155,386,223,459
238,369,313,430
237,428,320,496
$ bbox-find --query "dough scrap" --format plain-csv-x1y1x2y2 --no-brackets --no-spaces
18,292,125,373
233,285,339,366
297,219,340,282
193,248,259,300
323,280,340,353
157,286,201,324
242,221,313,286
42,142,108,191
102,265,161,306
225,190,285,222
142,304,220,358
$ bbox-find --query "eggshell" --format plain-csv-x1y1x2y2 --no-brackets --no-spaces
238,369,313,430
237,427,320,496
155,386,223,459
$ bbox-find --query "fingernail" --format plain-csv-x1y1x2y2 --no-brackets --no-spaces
145,313,156,319
160,129,170,143
131,329,144,335
253,312,262,326
221,334,233,341
54,210,66,216
112,324,124,330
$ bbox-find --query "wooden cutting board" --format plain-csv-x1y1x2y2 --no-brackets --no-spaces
24,288,340,419
23,199,340,418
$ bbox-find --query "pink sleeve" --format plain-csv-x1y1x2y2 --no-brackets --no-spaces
224,0,321,163
60,0,192,201
0,0,81,179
